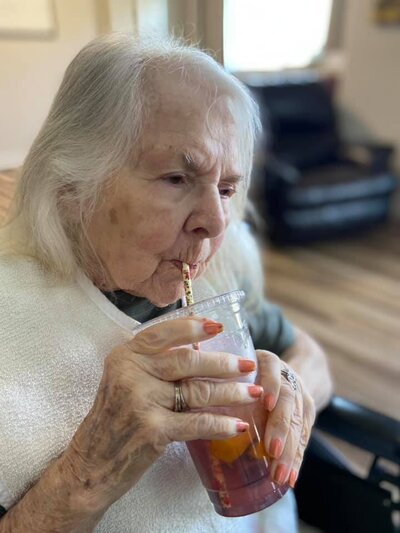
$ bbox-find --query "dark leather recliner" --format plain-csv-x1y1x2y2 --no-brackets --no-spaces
248,75,398,243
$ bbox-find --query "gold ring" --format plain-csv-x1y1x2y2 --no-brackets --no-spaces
173,381,189,412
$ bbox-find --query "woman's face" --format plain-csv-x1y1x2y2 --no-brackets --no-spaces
87,80,242,306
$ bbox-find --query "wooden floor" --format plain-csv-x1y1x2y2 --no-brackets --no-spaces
1,168,399,474
263,221,400,476
263,224,400,422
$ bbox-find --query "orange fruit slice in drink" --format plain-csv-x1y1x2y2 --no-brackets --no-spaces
210,432,252,463
248,440,268,460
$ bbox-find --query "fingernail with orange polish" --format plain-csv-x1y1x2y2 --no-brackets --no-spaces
264,393,276,411
289,469,298,488
274,464,288,485
269,438,283,458
203,320,224,335
238,359,256,373
248,385,263,398
236,421,249,433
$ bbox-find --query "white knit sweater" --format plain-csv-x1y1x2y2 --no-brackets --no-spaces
0,256,297,532
0,256,258,532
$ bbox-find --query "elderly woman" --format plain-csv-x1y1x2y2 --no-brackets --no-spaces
0,34,332,532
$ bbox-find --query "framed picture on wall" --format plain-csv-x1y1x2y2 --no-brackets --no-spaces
0,0,57,38
374,0,400,25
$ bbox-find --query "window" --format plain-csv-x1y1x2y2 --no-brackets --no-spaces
223,0,333,72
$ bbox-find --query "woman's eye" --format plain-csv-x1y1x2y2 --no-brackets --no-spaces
163,174,187,185
219,186,236,199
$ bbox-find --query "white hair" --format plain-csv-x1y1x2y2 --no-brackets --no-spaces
1,33,261,281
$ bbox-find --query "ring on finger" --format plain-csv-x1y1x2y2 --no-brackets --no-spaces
173,381,189,412
281,367,298,391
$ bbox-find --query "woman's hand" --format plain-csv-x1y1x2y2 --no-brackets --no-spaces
2,316,263,533
256,350,316,488
65,317,261,513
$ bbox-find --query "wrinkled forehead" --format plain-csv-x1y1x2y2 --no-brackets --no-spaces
148,70,237,128
138,72,244,170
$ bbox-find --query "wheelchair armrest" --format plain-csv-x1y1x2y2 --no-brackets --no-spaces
341,142,395,173
315,395,400,464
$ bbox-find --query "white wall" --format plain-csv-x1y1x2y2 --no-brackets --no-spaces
338,0,400,170
0,0,172,169
2,0,399,176
0,0,99,168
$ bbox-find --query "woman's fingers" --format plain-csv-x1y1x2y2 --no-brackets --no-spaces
267,385,316,487
257,351,303,474
128,316,223,355
269,389,304,485
133,346,256,382
264,377,297,460
157,380,264,410
287,393,316,487
160,411,250,442
256,350,282,411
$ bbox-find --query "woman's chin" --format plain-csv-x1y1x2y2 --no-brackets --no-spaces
149,265,207,307
147,285,184,308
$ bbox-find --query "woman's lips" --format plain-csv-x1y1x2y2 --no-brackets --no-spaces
171,260,198,277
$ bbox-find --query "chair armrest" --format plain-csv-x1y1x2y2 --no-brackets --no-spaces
341,142,395,172
315,395,400,464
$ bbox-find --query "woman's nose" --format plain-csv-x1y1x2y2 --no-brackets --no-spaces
184,190,227,239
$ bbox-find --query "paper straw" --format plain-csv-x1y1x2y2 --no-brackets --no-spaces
181,262,232,509
181,262,197,349
181,262,194,305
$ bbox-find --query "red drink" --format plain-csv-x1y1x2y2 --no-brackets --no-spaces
133,291,289,517
187,402,288,517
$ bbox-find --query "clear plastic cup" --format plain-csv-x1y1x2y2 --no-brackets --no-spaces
132,290,288,517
